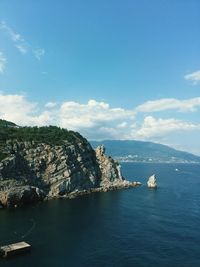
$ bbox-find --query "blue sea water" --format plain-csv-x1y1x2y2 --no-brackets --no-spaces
0,163,200,267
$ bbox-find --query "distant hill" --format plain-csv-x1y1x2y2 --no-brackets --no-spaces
0,122,88,147
0,119,88,160
90,140,200,163
0,119,17,128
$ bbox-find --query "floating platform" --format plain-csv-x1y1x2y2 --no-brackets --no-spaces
0,241,31,258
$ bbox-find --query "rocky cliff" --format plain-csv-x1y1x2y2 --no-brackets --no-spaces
0,127,140,208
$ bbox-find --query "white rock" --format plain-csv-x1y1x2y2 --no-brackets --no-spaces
147,174,157,188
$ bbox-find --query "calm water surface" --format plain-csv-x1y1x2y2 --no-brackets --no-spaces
0,163,200,267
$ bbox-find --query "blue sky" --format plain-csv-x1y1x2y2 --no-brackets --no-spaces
0,0,200,154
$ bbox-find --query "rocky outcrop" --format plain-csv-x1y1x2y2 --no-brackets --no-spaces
0,186,44,208
147,174,157,188
0,140,141,208
95,145,123,184
93,145,141,191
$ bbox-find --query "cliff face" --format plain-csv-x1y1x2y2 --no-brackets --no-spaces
95,145,123,185
0,139,133,208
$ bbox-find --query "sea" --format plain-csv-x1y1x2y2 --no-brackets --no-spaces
0,163,200,267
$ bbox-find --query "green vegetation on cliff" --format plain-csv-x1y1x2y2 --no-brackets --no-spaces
0,119,17,128
0,121,86,144
0,120,88,160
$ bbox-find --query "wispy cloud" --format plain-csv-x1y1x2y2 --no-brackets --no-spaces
45,102,57,108
41,71,48,75
0,20,24,42
0,20,45,60
15,44,28,55
135,97,200,113
0,20,29,55
184,70,200,85
33,48,45,60
0,52,6,73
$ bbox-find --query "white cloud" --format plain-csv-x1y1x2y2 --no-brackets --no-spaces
184,70,200,85
133,116,200,139
0,95,135,131
45,102,57,108
0,21,45,60
33,48,45,60
59,99,134,131
0,21,24,42
135,97,200,113
1,94,200,152
0,93,53,126
15,44,28,55
0,21,29,55
0,52,6,73
0,95,136,139
117,122,128,128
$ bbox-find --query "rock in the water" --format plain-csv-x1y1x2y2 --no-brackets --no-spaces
147,174,157,188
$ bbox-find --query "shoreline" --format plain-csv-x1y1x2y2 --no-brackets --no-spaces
118,161,200,164
48,180,142,200
0,180,142,209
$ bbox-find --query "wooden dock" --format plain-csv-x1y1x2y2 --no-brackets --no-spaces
0,241,31,258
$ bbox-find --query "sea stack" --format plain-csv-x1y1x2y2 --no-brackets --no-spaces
147,174,157,188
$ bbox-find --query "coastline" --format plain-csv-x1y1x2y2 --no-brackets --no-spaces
117,161,200,164
55,180,142,200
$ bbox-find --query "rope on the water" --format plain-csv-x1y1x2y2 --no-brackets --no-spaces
0,219,36,245
21,219,36,239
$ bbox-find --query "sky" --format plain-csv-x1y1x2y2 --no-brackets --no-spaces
0,0,200,154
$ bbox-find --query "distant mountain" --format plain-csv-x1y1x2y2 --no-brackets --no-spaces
0,119,17,128
90,140,200,163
